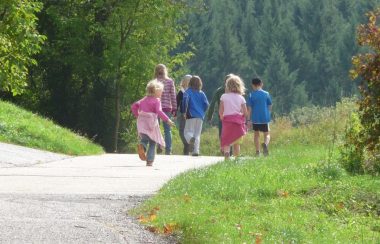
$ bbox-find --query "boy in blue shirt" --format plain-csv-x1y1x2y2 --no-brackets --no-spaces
247,78,272,156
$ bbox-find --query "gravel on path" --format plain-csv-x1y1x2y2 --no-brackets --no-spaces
0,142,222,242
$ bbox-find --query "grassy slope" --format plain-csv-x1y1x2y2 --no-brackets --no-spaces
134,100,380,243
0,100,104,155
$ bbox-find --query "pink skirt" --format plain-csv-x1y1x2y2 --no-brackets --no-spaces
221,114,247,148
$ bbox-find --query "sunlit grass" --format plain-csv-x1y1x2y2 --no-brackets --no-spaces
0,100,104,155
133,99,380,242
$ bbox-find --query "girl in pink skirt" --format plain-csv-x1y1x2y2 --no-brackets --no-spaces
219,75,248,160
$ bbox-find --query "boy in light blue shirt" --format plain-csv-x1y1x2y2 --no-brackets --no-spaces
247,78,272,156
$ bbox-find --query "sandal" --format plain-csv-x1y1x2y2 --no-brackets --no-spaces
137,144,147,161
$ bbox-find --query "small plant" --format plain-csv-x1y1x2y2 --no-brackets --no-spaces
340,113,365,174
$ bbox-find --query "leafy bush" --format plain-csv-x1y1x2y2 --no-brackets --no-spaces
344,8,380,175
340,113,365,174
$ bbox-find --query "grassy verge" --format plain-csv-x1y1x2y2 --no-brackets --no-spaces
0,100,104,155
133,99,380,243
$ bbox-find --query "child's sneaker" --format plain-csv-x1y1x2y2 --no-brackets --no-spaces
255,151,260,157
137,144,147,161
146,161,153,166
262,143,269,156
189,137,195,154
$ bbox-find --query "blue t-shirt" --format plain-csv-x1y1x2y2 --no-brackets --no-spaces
181,89,209,119
247,89,272,124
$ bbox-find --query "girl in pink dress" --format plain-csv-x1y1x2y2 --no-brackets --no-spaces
219,75,248,160
131,80,174,166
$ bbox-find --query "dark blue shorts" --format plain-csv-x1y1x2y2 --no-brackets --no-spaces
252,123,270,132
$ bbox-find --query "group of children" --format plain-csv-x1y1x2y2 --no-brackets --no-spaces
131,64,272,166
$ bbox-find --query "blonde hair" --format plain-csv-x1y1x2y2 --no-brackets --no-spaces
181,74,192,90
146,79,164,97
225,75,246,95
154,64,169,80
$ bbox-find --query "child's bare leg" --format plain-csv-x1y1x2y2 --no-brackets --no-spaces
223,146,230,159
264,132,270,145
254,131,260,153
233,144,240,157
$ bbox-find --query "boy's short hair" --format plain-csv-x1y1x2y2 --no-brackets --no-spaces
226,75,246,95
146,79,164,96
189,76,202,91
251,78,263,86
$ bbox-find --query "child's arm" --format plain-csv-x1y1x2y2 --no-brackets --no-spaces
131,101,140,118
218,100,224,120
247,106,252,121
170,80,177,116
241,103,248,117
156,100,175,126
206,89,219,121
203,92,210,112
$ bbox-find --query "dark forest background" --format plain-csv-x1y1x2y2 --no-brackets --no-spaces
1,0,379,152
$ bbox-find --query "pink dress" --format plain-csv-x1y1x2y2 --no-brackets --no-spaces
131,96,169,146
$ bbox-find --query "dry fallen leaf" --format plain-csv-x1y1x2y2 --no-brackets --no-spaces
336,202,345,210
183,193,191,203
163,223,178,234
255,233,263,244
149,214,157,221
137,215,148,223
277,190,289,198
146,225,160,233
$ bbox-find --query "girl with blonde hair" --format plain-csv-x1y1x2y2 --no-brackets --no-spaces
219,75,248,160
131,79,174,166
154,64,177,155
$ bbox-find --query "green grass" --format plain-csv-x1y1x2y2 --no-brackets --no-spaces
0,100,104,155
133,99,380,243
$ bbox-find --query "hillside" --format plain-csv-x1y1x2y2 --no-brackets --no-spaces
0,100,104,155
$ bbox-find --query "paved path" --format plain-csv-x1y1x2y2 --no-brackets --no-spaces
0,142,223,243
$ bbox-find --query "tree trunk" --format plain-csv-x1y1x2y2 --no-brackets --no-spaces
113,81,120,152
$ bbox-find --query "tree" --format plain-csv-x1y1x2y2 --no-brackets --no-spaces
262,44,302,115
0,0,45,95
6,0,191,152
348,8,380,173
98,0,190,152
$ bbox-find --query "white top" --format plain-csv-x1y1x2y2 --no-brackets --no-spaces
220,93,246,116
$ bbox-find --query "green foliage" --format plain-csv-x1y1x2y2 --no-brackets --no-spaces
182,0,380,113
0,0,45,95
340,113,365,174
0,100,104,155
96,0,192,151
345,8,380,175
4,0,192,152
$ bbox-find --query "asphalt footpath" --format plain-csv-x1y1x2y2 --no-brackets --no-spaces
0,142,222,243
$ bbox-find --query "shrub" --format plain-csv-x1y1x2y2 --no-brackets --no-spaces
340,113,365,174
345,8,380,175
